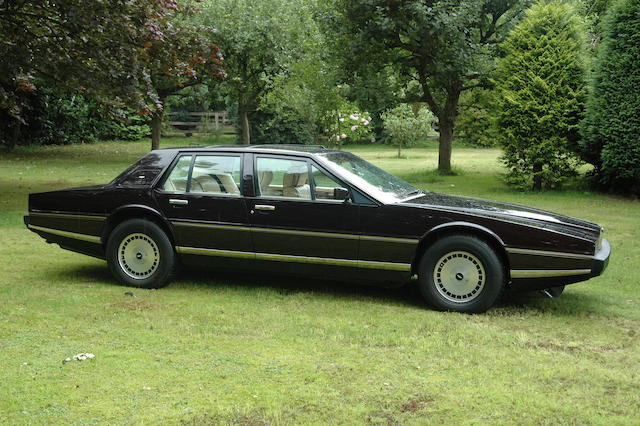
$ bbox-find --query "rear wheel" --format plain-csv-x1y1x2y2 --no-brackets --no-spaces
418,235,504,313
106,219,176,289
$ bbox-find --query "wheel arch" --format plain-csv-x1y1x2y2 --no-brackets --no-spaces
102,205,175,247
411,222,510,277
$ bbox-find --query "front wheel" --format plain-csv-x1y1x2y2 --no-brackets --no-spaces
418,235,505,313
106,219,177,289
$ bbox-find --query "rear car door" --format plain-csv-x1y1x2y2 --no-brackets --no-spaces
154,152,253,256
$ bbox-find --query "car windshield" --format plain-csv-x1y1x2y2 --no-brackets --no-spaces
318,151,423,203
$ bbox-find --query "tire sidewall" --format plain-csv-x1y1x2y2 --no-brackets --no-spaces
106,219,175,289
418,235,504,313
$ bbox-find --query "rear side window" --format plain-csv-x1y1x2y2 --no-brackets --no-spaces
162,155,193,192
190,155,241,195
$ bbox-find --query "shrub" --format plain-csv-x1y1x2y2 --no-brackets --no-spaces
455,89,497,148
495,1,586,190
332,106,374,147
96,110,150,141
250,109,316,145
29,88,100,146
579,0,640,195
381,104,435,157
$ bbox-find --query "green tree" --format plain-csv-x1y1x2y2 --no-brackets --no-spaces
0,0,222,149
495,1,586,190
202,0,310,145
141,6,223,150
580,0,640,195
334,0,528,174
382,104,435,158
0,0,156,147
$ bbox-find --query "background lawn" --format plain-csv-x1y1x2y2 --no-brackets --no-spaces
1,138,638,424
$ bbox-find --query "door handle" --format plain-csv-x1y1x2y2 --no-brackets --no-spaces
169,199,189,206
254,204,275,211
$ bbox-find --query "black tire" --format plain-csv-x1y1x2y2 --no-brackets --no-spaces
418,234,505,313
106,218,177,289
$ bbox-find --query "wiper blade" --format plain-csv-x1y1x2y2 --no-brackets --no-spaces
405,189,424,197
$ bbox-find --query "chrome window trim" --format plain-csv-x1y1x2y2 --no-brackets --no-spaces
27,224,101,243
176,246,411,271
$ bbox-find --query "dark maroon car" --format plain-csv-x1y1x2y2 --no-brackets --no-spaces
24,145,610,313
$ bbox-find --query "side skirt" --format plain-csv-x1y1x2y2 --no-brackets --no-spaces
175,246,412,272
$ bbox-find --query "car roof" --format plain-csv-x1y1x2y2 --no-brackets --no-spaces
154,144,341,157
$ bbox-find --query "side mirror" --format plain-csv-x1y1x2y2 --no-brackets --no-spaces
333,187,350,201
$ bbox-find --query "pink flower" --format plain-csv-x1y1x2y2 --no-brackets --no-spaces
351,125,358,131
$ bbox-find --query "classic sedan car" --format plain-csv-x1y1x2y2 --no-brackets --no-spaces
24,145,610,313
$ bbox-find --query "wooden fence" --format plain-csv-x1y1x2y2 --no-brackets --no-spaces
167,111,237,136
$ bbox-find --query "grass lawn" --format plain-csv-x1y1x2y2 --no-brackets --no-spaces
1,137,639,424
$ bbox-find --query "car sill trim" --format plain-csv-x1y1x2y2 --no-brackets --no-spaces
510,269,591,279
28,225,101,243
175,246,411,271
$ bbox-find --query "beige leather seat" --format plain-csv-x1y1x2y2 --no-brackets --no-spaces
192,175,221,193
192,173,239,194
283,171,310,199
216,173,240,194
258,170,277,195
163,178,188,192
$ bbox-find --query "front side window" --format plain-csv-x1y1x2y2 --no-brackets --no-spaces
311,165,345,202
318,151,421,203
162,155,192,192
256,157,311,200
190,155,241,195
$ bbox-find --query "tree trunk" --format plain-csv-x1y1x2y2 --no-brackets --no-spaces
397,145,402,158
437,90,461,175
438,120,453,174
150,94,167,151
240,108,251,145
8,121,20,150
532,163,543,191
151,113,162,150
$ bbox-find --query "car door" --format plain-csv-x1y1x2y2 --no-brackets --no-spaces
248,155,359,264
154,152,253,257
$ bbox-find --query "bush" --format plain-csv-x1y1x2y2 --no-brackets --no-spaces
332,105,374,147
495,1,586,190
381,104,435,157
579,0,640,195
29,88,100,146
96,110,150,141
455,89,497,148
250,109,316,145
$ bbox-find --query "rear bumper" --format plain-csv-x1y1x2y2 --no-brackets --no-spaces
590,238,610,278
